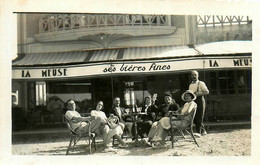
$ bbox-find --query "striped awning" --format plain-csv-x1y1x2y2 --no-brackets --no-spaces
12,41,252,67
12,45,198,66
90,49,119,61
123,45,197,59
12,51,90,66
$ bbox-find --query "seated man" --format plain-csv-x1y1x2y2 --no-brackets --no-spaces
147,93,179,139
91,100,128,151
109,97,133,138
159,93,179,118
65,100,101,136
148,90,197,146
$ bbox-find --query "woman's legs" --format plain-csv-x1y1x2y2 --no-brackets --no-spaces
138,120,153,138
100,125,110,148
124,122,134,137
148,122,159,140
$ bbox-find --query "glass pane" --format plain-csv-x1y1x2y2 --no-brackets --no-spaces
219,71,227,94
210,72,217,95
219,79,227,94
245,69,252,94
227,71,235,94
47,81,92,113
237,70,246,94
219,71,226,78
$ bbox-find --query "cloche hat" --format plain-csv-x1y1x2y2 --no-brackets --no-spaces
164,92,172,98
181,90,196,101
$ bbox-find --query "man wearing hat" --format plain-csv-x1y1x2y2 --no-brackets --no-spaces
148,90,197,146
158,93,179,119
147,92,179,144
189,70,209,136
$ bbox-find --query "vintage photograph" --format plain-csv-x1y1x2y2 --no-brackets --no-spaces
11,13,252,156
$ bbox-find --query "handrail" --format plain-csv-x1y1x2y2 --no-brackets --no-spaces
39,14,169,33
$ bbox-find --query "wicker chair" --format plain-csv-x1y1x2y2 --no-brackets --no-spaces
169,107,199,148
64,117,96,154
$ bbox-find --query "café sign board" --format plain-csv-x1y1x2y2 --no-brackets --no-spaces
12,57,252,79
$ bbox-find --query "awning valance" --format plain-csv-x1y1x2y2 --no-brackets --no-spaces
12,51,90,66
12,45,198,67
12,41,252,80
12,41,252,67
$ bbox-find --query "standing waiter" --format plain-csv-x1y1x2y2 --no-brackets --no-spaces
189,70,209,136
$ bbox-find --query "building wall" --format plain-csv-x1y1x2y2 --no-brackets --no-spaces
17,14,188,54
17,14,252,54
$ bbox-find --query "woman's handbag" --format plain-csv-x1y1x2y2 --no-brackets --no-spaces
107,115,120,129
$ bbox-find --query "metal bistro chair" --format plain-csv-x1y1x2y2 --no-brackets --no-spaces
169,107,199,148
65,116,96,155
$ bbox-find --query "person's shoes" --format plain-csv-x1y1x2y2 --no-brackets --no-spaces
154,142,167,148
193,133,202,138
140,139,152,147
201,130,207,136
118,144,129,148
149,137,162,142
104,147,117,152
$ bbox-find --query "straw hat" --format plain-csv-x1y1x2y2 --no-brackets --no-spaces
181,90,196,101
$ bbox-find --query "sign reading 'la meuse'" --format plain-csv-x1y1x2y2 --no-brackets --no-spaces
13,58,252,79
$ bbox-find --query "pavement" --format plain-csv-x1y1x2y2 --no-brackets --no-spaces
12,120,251,144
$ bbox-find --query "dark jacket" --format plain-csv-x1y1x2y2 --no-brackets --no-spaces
159,103,179,118
140,105,152,121
109,106,130,122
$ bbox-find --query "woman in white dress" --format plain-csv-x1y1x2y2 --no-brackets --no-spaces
148,90,197,146
91,101,127,151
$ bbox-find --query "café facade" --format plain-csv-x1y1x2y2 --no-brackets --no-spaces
12,14,252,130
12,41,252,130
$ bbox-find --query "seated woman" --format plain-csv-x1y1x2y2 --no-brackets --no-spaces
148,90,197,146
91,101,128,151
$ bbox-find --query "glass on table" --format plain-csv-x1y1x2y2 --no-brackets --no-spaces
137,107,142,113
125,108,130,114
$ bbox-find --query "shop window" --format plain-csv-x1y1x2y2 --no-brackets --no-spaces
36,82,47,106
219,71,235,94
237,70,251,94
123,81,144,107
47,82,92,113
48,82,91,94
209,72,217,95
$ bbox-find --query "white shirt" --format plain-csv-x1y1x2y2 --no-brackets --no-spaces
189,80,209,94
115,107,122,118
181,101,197,115
159,101,197,129
91,110,107,124
144,105,150,114
65,110,82,130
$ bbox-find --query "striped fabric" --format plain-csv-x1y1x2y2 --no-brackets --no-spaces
12,45,198,66
13,51,90,66
123,45,198,60
12,41,252,66
89,49,119,61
